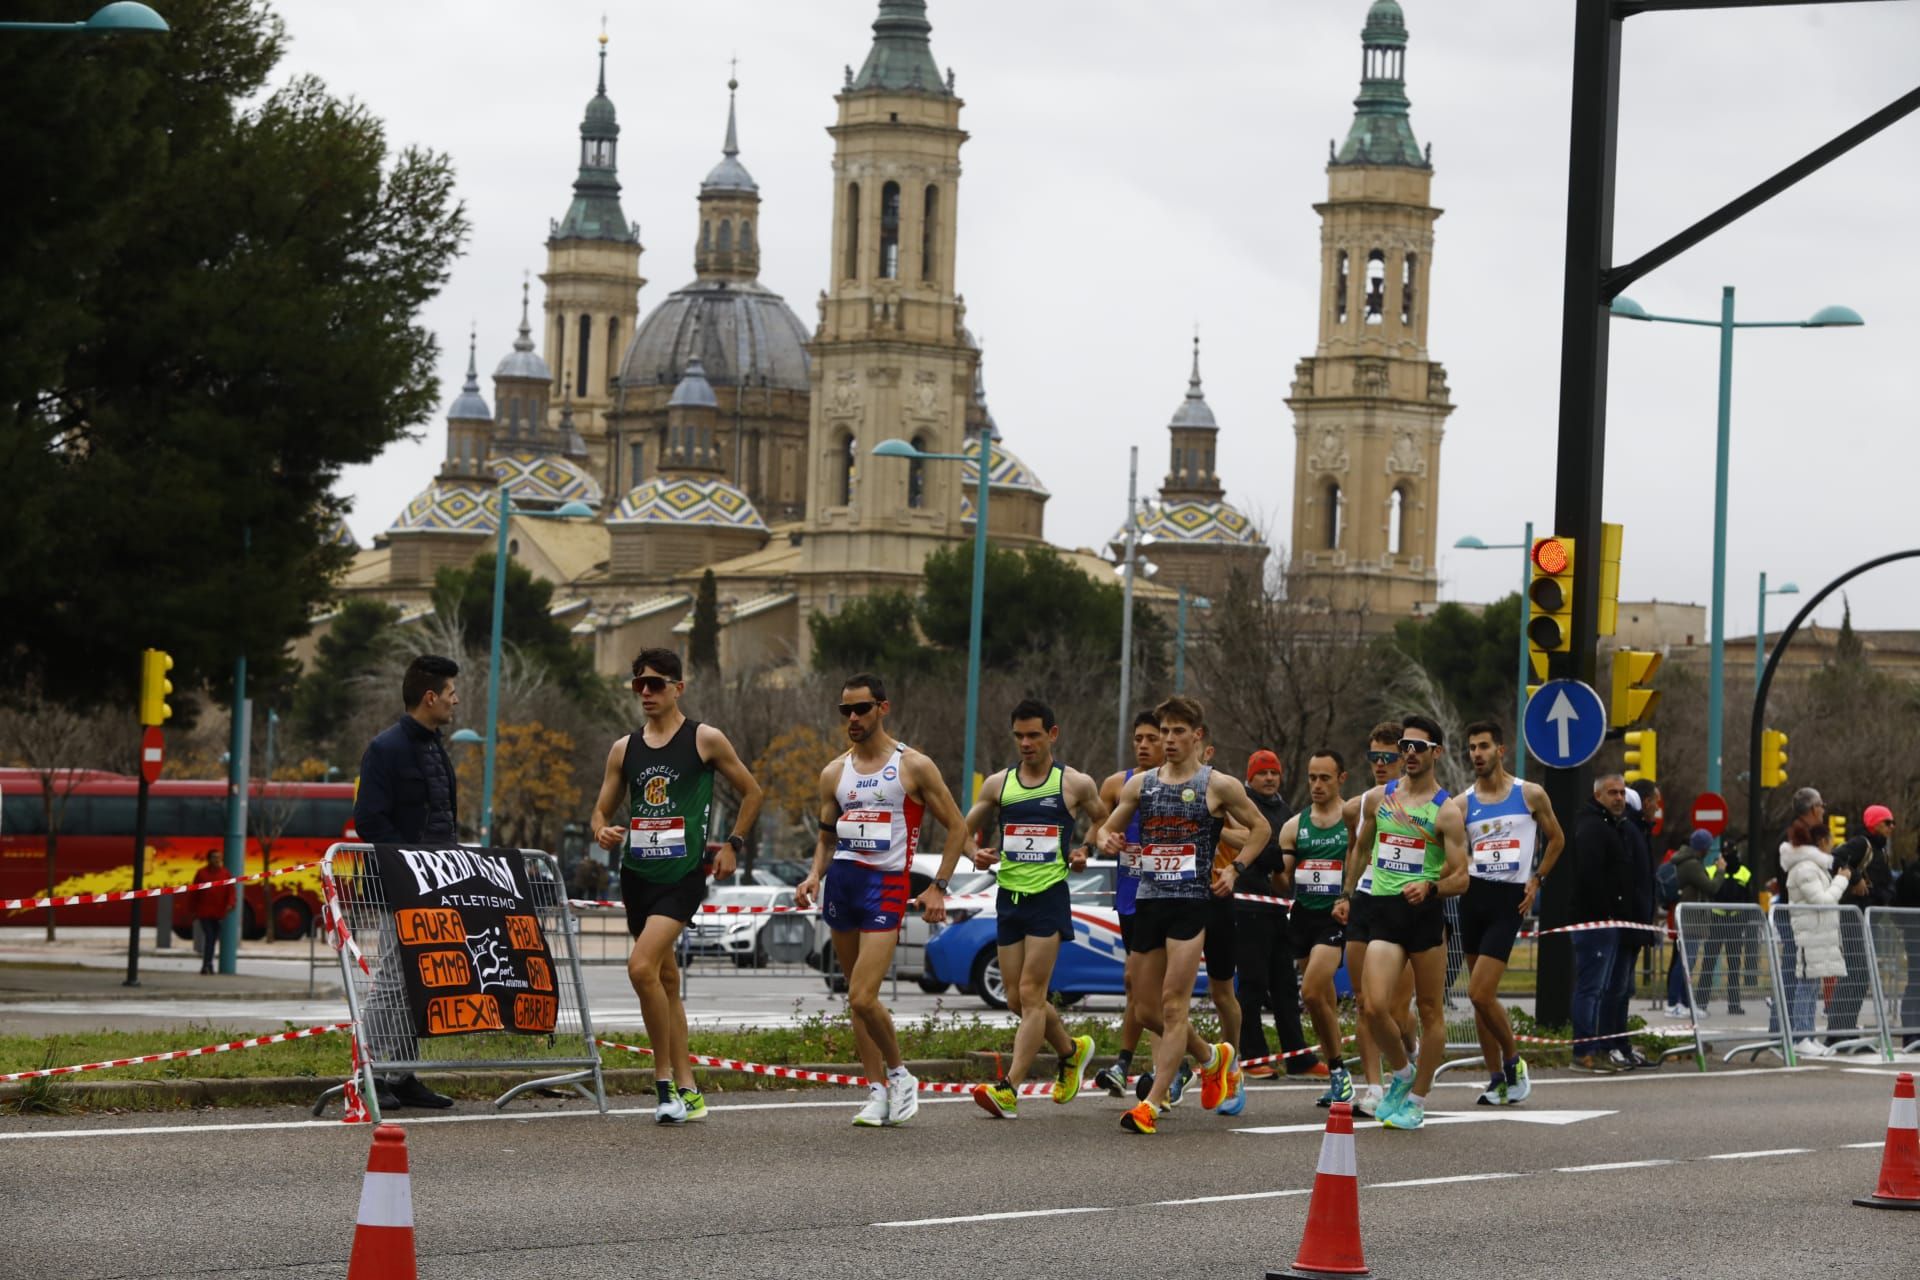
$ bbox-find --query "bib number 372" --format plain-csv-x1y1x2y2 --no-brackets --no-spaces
1140,844,1198,883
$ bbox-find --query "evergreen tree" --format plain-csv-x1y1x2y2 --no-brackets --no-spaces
689,570,721,676
290,599,399,752
433,555,597,697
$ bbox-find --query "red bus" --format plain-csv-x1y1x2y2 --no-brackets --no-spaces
0,768,354,939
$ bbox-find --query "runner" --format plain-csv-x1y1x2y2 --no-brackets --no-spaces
1095,695,1271,1134
1341,721,1418,1117
797,672,969,1127
953,699,1109,1118
1455,719,1564,1106
1349,715,1470,1131
1280,748,1356,1108
1098,717,1152,1097
589,648,764,1125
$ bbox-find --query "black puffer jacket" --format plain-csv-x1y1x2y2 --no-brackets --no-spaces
1568,799,1635,925
353,714,460,845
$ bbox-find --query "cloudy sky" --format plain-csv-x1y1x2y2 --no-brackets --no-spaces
297,0,1920,635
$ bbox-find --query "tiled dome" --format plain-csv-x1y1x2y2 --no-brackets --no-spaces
607,476,767,531
959,436,1049,521
488,451,603,509
389,481,498,534
1112,499,1262,547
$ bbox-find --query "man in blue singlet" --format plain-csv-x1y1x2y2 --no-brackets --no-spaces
1092,712,1178,1099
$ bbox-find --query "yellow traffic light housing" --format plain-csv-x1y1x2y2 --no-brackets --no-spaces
138,649,174,726
1828,814,1848,846
1623,729,1658,785
1527,536,1577,656
1598,522,1624,637
1760,728,1789,790
1610,648,1662,729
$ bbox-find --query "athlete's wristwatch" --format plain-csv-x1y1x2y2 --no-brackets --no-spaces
932,877,949,893
726,834,746,855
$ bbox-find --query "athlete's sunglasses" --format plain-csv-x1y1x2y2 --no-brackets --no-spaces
633,676,673,694
1397,738,1436,755
1366,750,1399,765
837,700,878,718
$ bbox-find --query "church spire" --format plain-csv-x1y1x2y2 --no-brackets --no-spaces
849,0,950,95
695,69,762,281
1333,0,1428,170
1162,333,1222,502
553,28,635,242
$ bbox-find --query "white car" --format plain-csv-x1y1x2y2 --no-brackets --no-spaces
683,885,797,968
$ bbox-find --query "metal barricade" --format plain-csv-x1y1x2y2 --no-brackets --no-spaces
1769,902,1886,1061
1867,907,1920,1057
313,843,608,1121
1676,902,1790,1066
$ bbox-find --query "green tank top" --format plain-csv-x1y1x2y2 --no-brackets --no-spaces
1368,786,1451,897
622,718,714,883
1292,810,1348,912
996,763,1071,896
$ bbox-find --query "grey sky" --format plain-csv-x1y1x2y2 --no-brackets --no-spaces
302,0,1920,634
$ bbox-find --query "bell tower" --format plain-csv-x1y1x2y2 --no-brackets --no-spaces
795,0,976,644
1287,0,1452,625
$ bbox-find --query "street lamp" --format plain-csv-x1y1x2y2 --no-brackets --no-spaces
476,490,595,845
1454,523,1535,781
1172,587,1211,695
1111,447,1158,769
1755,573,1801,697
872,434,989,806
1610,289,1861,801
0,3,169,32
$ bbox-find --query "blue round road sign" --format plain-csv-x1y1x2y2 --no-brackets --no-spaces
1523,679,1608,770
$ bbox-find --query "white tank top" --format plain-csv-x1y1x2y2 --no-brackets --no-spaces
1465,780,1539,886
832,743,921,872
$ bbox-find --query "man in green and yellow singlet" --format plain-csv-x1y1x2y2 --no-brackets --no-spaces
1347,714,1469,1131
957,699,1109,1119
589,648,764,1126
1279,748,1356,1109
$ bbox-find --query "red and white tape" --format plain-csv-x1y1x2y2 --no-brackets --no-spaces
1525,919,1670,938
0,1022,352,1083
1,860,327,912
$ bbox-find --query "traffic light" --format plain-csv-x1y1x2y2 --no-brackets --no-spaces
1828,814,1848,846
1760,728,1789,790
138,649,174,726
1598,522,1624,637
1527,536,1577,655
1610,648,1662,729
1623,728,1658,785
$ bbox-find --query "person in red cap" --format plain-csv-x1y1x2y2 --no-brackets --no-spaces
1827,804,1898,1048
1231,748,1323,1085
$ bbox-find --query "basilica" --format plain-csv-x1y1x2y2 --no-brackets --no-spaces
336,0,1449,673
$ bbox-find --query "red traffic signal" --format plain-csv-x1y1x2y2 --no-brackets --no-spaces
1531,537,1571,576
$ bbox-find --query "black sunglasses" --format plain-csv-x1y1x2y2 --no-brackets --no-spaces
1397,739,1436,754
1366,750,1399,765
837,701,878,718
633,676,673,694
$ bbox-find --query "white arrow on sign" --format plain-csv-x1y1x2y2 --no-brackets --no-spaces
1232,1109,1615,1136
1546,689,1579,759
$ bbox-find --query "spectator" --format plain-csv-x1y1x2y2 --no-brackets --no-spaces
1608,782,1660,1067
189,850,234,975
1663,828,1715,1019
1778,807,1851,1058
1888,812,1920,1050
1698,840,1756,1015
1232,750,1321,1079
1825,804,1894,1049
1568,773,1635,1071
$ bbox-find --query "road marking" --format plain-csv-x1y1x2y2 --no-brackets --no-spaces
1154,1189,1311,1206
1704,1148,1811,1160
1368,1172,1525,1189
1555,1160,1675,1173
1843,1141,1886,1149
1232,1109,1614,1135
874,1206,1111,1228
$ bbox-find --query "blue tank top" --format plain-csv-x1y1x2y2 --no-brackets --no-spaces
1134,764,1223,902
1116,768,1142,915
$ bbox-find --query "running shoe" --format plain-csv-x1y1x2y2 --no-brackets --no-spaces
1287,1060,1330,1079
1569,1053,1619,1074
1508,1057,1531,1104
1120,1101,1158,1134
1093,1063,1128,1096
1199,1043,1236,1111
852,1088,890,1127
885,1070,920,1125
1243,1063,1278,1080
1134,1061,1195,1107
654,1090,689,1125
1315,1065,1354,1109
1354,1083,1384,1118
1217,1063,1247,1117
972,1081,1018,1119
1379,1070,1412,1118
1476,1078,1507,1107
1053,1035,1095,1104
1381,1096,1425,1130
678,1087,708,1122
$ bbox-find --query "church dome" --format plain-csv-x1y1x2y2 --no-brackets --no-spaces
620,279,810,393
489,450,604,509
1111,499,1262,548
607,476,767,531
388,480,499,535
959,436,1049,521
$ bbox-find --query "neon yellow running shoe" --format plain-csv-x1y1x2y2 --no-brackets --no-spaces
1053,1035,1095,1104
972,1081,1018,1119
677,1087,708,1122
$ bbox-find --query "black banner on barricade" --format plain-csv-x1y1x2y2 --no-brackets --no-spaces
372,845,560,1038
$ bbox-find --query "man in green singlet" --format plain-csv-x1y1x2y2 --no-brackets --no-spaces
953,699,1109,1118
1347,714,1469,1131
590,648,764,1126
1279,748,1355,1108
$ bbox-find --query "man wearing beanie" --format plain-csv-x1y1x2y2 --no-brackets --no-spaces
1825,804,1896,1048
1232,750,1322,1080
1664,829,1717,1018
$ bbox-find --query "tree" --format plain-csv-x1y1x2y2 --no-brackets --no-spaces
809,592,940,676
0,690,114,940
753,724,837,857
291,599,400,759
0,0,468,706
689,570,721,677
433,555,597,697
453,721,579,852
1392,594,1522,734
918,542,1168,674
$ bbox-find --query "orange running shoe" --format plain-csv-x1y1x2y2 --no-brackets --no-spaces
1295,1062,1331,1079
1120,1101,1158,1134
1199,1042,1236,1111
1243,1063,1278,1080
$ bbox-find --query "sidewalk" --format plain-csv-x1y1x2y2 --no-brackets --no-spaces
0,928,338,1001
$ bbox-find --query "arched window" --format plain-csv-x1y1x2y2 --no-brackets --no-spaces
1336,251,1350,325
1202,448,1214,479
630,442,647,485
577,314,593,394
509,398,521,431
1401,254,1418,326
740,220,754,251
921,185,939,282
1388,487,1406,555
552,316,566,392
702,220,712,251
844,183,861,281
906,435,928,509
879,181,901,279
605,317,620,396
1325,483,1344,549
1365,250,1387,324
718,221,733,254
836,434,858,506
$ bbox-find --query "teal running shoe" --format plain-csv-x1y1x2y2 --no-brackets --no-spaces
1317,1065,1355,1109
1382,1096,1425,1130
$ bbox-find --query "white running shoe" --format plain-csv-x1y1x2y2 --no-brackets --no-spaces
1793,1038,1832,1059
654,1090,689,1125
885,1071,920,1125
852,1088,890,1127
1665,1003,1687,1019
1355,1083,1384,1118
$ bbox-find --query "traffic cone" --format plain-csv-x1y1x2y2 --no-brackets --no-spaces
1268,1101,1371,1279
1854,1071,1920,1210
348,1124,418,1278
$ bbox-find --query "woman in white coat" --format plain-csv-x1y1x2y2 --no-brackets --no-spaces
1779,829,1852,1056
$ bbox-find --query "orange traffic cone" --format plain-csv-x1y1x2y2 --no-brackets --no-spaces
1268,1100,1371,1278
1854,1071,1920,1211
348,1124,419,1278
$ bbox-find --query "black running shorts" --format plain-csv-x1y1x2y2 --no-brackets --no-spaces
1458,877,1528,963
622,863,709,934
1126,897,1210,954
1365,890,1446,954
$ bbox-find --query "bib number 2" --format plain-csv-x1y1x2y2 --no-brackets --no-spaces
1003,823,1062,864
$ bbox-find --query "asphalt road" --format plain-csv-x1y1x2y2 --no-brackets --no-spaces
3,1061,1915,1279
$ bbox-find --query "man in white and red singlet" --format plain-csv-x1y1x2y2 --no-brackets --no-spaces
796,672,968,1128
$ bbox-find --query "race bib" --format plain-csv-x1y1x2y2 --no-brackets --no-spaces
1297,859,1343,895
1375,832,1427,875
1140,843,1198,883
1119,844,1141,872
1471,837,1523,876
836,808,892,856
1003,823,1062,864
629,817,687,860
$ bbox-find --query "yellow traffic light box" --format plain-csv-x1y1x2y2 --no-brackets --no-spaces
1760,728,1789,790
1527,536,1576,656
138,649,174,726
1623,729,1658,785
1610,649,1662,728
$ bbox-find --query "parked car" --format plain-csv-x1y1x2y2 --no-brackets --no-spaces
683,885,797,968
805,856,996,993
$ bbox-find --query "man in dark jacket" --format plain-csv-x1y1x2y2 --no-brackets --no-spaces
1233,750,1320,1078
1608,783,1662,1066
1826,804,1897,1047
1569,774,1635,1070
1662,828,1716,1022
349,654,463,1110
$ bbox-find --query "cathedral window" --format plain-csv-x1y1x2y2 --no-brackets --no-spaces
1401,254,1418,326
702,220,712,251
1388,486,1407,555
836,432,857,506
606,317,620,396
630,442,646,485
921,185,940,282
740,220,754,251
718,221,733,254
1325,483,1344,549
1203,448,1214,478
577,314,593,395
1336,251,1349,325
879,182,902,280
907,434,928,509
1365,251,1386,325
553,316,567,393
844,183,861,281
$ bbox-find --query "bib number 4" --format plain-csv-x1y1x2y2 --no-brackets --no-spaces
630,818,688,860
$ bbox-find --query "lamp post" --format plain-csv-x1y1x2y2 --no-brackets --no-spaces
1172,587,1212,695
1755,573,1800,697
0,2,168,32
1454,523,1534,781
1111,449,1158,770
1610,289,1861,798
471,490,595,846
872,433,989,806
